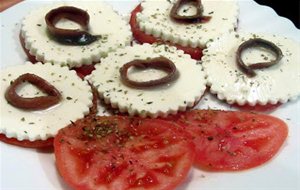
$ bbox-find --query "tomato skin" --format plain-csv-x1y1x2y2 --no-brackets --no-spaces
0,134,53,148
166,110,288,171
129,5,158,44
54,116,195,190
130,4,203,60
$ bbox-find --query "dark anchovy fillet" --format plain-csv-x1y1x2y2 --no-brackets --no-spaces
45,6,98,45
170,0,211,23
5,73,61,110
119,56,179,88
236,38,283,77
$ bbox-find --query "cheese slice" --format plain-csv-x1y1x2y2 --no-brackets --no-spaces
21,2,132,68
202,32,300,106
87,44,207,118
0,63,93,141
136,0,238,48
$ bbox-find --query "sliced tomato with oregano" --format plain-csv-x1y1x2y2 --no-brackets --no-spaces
166,110,288,171
54,116,195,190
130,4,203,60
0,134,53,148
19,33,95,78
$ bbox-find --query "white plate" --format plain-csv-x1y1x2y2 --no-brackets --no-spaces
1,0,299,190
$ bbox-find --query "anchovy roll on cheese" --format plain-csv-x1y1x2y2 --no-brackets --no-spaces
20,1,132,68
88,44,207,118
0,63,93,142
202,32,300,106
130,0,238,59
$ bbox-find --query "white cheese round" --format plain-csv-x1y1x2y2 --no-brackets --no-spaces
87,44,206,118
202,32,300,106
136,0,238,48
0,63,93,141
21,2,132,68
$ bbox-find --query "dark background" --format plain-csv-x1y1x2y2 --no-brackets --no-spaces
255,0,300,28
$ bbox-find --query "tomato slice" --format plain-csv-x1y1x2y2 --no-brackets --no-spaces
73,64,95,79
166,110,288,171
130,4,203,60
54,116,195,190
0,134,53,148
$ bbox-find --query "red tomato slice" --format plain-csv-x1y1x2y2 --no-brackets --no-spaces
73,64,95,79
0,134,53,148
130,4,203,60
166,110,288,171
54,116,195,190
